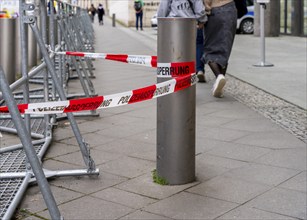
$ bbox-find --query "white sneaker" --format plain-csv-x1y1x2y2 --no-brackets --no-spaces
197,71,206,83
212,74,226,98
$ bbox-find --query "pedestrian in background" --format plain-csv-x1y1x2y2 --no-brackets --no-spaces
134,0,144,30
157,0,207,82
201,0,237,98
196,21,206,82
89,4,96,23
47,0,56,14
97,3,105,25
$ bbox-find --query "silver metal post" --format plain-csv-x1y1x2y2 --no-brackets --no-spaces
28,25,38,67
254,3,273,67
157,17,196,185
112,13,116,27
19,0,31,135
0,19,16,85
40,0,52,139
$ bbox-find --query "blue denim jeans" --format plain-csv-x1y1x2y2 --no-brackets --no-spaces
196,27,205,72
136,11,143,30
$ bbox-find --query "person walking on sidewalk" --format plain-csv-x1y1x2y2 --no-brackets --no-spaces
157,0,207,80
201,0,237,97
89,4,96,23
134,0,144,30
97,3,105,25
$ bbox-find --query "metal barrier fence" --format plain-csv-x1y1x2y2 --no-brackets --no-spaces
0,0,99,219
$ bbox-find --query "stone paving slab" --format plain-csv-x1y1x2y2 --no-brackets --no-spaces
234,130,306,149
43,142,79,159
187,175,271,204
217,205,298,220
245,187,307,219
50,172,128,195
19,185,83,214
220,117,284,132
144,191,238,219
195,154,248,182
99,156,155,178
205,141,271,162
91,187,157,209
38,196,133,220
120,210,172,220
223,163,300,186
278,171,307,193
51,148,123,167
115,173,198,200
94,138,155,158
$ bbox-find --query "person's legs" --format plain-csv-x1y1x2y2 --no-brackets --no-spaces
136,13,139,30
196,27,205,82
140,12,143,30
208,61,223,78
208,61,226,98
98,15,102,25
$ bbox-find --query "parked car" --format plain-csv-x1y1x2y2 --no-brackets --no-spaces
151,1,254,34
0,10,10,18
151,13,157,28
237,3,254,34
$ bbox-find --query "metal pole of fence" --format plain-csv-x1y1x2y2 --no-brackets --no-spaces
49,0,57,99
28,17,96,171
156,17,196,185
39,0,52,139
0,66,63,220
19,0,31,133
254,2,273,67
28,25,38,67
57,2,64,87
57,21,92,97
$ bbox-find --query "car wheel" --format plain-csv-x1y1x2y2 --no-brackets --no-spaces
240,18,254,34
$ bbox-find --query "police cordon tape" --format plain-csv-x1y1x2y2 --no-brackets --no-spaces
55,51,158,67
0,73,197,115
55,51,196,78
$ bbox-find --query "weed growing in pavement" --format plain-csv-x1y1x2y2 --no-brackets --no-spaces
152,169,169,185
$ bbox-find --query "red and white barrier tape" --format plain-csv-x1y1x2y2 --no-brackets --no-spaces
0,74,196,115
56,51,196,78
56,51,157,67
157,61,195,78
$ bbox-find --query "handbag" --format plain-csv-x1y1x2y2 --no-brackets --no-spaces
234,0,248,18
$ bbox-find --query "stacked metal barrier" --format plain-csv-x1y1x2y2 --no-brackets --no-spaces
0,0,99,219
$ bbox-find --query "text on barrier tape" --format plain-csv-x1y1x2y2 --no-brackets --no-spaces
157,61,195,78
57,51,157,67
0,74,197,115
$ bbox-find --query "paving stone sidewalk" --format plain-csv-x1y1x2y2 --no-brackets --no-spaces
10,17,307,220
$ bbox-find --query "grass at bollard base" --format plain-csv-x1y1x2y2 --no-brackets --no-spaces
152,169,169,185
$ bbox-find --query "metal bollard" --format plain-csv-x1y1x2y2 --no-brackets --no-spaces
0,18,16,84
156,17,196,185
253,1,273,67
15,19,22,77
112,13,116,27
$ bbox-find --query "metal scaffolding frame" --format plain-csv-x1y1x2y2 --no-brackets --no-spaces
0,0,100,219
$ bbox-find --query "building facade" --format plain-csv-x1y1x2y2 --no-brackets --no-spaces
73,0,306,36
75,0,159,27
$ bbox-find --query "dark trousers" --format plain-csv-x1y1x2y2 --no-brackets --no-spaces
196,27,205,72
136,11,143,30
